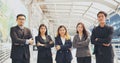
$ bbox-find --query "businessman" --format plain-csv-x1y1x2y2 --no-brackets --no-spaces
10,14,33,63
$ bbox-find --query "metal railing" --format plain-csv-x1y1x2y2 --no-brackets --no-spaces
112,41,120,63
0,43,11,63
0,49,10,63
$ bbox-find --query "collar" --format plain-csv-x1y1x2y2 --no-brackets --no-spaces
18,25,24,29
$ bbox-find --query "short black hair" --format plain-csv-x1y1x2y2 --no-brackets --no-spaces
97,11,107,17
16,14,26,19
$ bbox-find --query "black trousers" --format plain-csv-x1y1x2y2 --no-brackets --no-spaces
37,56,53,63
56,60,71,63
77,56,91,63
95,54,114,63
12,58,29,63
56,57,71,63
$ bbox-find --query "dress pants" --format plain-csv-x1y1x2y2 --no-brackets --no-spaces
77,56,91,63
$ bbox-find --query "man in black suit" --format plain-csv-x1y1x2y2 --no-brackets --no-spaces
10,14,33,63
91,11,114,63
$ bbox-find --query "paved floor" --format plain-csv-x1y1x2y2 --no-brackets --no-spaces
3,47,120,63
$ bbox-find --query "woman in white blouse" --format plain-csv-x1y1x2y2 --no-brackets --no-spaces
55,25,72,63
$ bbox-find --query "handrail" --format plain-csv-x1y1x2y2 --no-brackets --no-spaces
0,49,10,63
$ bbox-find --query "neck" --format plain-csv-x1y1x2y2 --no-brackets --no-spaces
40,34,45,36
18,24,23,27
79,32,83,36
18,25,24,29
100,23,105,27
61,35,65,38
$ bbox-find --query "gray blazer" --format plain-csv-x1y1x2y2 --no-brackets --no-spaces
73,34,91,57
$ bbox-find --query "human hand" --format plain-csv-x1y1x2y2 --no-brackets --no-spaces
95,38,98,41
103,43,110,47
28,38,34,45
49,41,54,44
37,42,45,46
55,45,61,50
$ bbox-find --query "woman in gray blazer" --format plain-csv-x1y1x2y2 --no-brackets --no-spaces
73,22,91,63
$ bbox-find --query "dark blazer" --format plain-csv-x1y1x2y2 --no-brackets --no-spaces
55,36,72,63
91,25,114,57
10,25,32,60
73,34,91,57
35,35,54,58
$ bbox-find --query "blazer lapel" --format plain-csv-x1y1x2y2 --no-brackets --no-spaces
77,34,84,42
58,36,64,45
77,34,81,41
22,27,26,39
64,40,68,45
16,26,24,38
38,35,46,44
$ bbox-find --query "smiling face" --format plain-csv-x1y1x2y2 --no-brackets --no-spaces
16,16,26,26
59,27,66,37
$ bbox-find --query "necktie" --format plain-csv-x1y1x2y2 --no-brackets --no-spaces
21,29,24,37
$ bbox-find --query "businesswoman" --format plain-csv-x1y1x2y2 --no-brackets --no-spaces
55,25,72,63
73,22,91,63
35,24,54,63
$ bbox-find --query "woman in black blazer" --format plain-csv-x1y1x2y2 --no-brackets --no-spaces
35,24,54,63
55,25,72,63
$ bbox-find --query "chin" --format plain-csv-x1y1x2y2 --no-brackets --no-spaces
101,22,105,24
20,24,24,26
99,21,105,23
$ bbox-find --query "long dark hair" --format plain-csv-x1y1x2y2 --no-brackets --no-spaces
38,24,48,36
76,22,88,40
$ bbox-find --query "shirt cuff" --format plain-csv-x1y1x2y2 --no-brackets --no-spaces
26,39,29,44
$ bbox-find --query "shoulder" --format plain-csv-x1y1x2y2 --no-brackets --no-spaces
91,26,99,33
35,36,39,39
24,27,31,31
87,30,91,36
93,26,99,30
108,25,113,29
10,26,18,31
106,25,114,30
47,35,51,38
73,34,79,40
55,36,58,39
55,36,60,40
74,34,78,38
